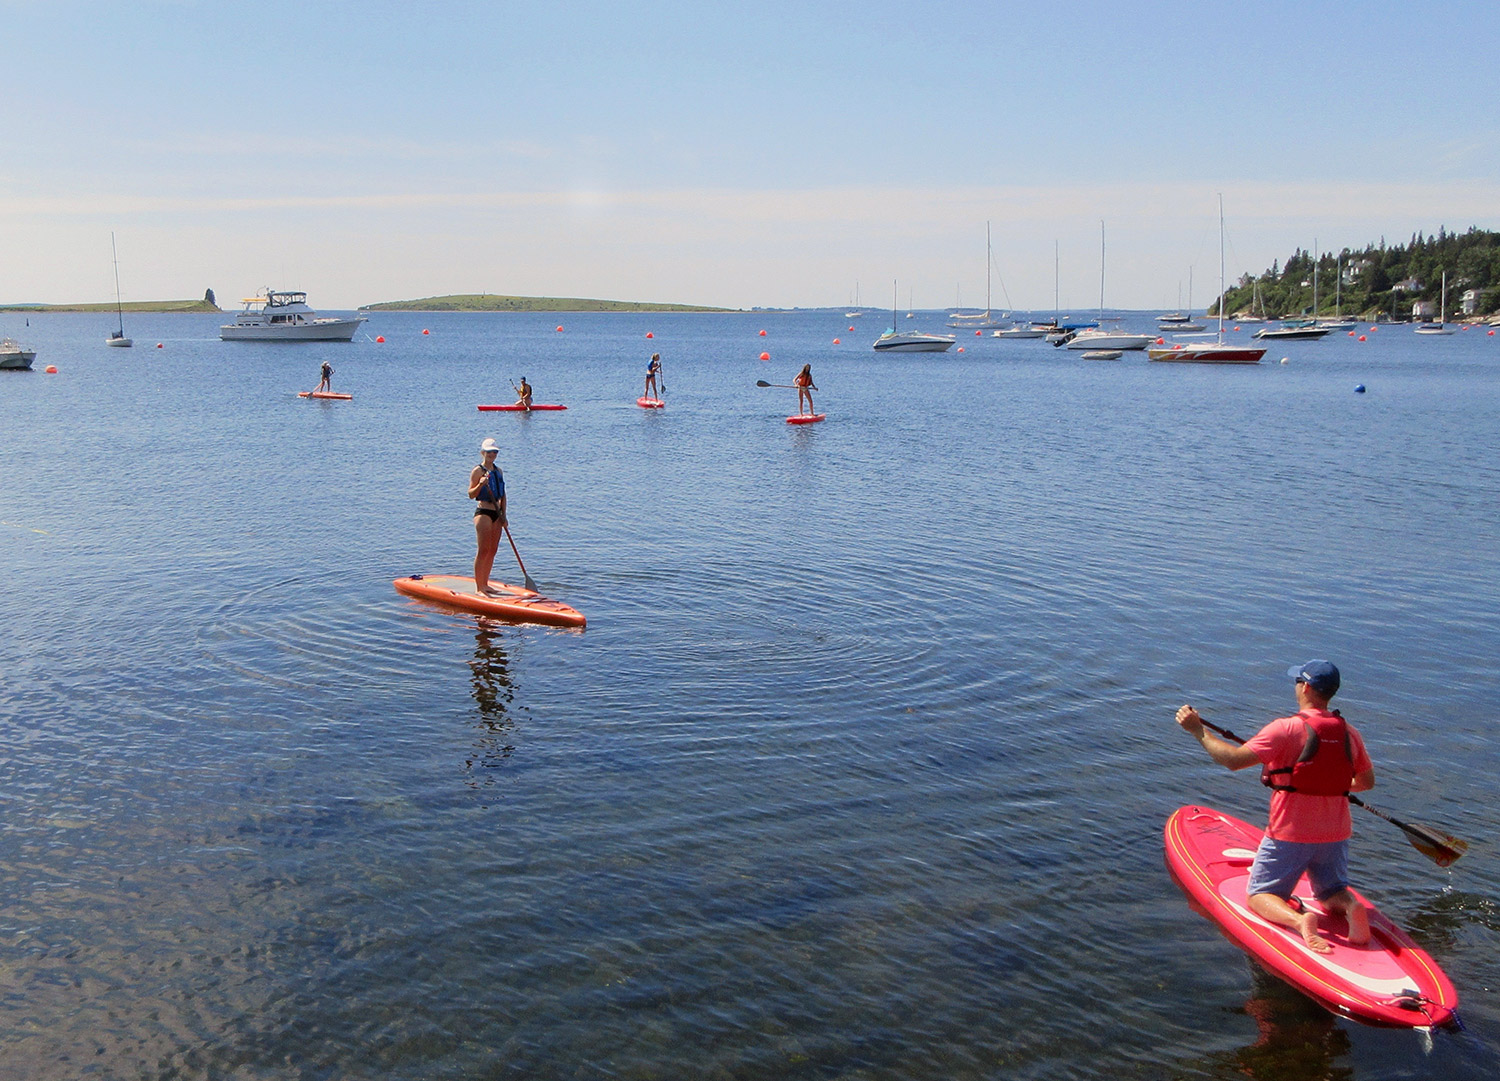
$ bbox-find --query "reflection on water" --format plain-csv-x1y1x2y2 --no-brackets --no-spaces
464,621,520,794
1404,888,1500,952
1218,965,1355,1081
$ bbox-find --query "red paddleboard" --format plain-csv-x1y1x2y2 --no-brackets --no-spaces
787,413,826,425
637,397,665,408
477,403,567,411
1165,805,1458,1028
393,574,585,628
298,391,353,400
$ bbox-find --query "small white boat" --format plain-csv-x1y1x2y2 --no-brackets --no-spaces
1064,330,1155,351
1080,349,1123,361
0,338,37,370
220,289,366,341
993,325,1049,339
874,281,955,352
873,330,956,352
1254,324,1331,341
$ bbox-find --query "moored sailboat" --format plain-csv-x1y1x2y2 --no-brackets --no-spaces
1149,196,1266,365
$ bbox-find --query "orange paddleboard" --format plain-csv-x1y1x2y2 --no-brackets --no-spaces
393,574,585,628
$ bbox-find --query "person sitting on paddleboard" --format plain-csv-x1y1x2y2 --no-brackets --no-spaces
645,353,662,399
468,438,508,597
316,361,333,393
515,377,532,410
1176,660,1375,955
794,364,817,415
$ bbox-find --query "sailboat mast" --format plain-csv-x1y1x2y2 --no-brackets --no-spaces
1312,238,1319,319
1217,194,1225,343
1054,240,1060,322
111,231,125,335
985,220,992,317
1098,221,1105,321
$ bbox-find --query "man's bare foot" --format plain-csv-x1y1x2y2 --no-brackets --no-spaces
1297,912,1332,953
1344,903,1370,947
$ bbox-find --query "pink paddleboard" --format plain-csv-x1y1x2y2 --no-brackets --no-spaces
477,403,567,411
786,413,826,425
1165,805,1458,1028
298,391,352,400
637,397,665,408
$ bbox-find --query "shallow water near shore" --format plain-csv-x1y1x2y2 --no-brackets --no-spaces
2,309,1499,1079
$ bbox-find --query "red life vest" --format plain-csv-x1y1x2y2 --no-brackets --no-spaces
1260,709,1355,796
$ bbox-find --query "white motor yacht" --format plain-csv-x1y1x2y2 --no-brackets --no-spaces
1064,330,1156,351
873,329,956,352
221,290,367,341
1,338,37,370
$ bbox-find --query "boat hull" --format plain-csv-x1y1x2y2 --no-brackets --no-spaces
1064,333,1156,351
1253,327,1331,341
872,335,955,352
1148,344,1265,364
0,343,36,370
221,317,366,342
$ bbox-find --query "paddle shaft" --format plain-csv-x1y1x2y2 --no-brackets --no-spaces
504,525,538,592
1194,716,1466,865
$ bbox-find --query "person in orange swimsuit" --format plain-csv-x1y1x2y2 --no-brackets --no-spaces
793,363,817,415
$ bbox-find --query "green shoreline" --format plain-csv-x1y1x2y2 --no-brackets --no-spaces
359,293,735,313
0,300,222,313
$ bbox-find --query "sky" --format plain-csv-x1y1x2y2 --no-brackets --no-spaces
3,0,1498,311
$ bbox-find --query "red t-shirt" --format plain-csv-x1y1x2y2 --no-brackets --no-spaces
1244,708,1372,843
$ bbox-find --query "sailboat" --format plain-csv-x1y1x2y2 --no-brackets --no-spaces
106,232,133,347
948,222,1010,329
845,281,863,319
1415,270,1455,334
1255,243,1331,341
1317,253,1356,330
1149,196,1266,364
1065,222,1155,351
873,281,955,352
1159,268,1205,332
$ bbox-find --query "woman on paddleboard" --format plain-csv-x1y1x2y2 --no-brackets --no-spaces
1175,660,1375,954
468,438,508,597
645,354,662,400
316,361,333,394
793,364,817,415
514,377,532,410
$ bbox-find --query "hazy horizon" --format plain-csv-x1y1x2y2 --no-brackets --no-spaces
4,1,1497,312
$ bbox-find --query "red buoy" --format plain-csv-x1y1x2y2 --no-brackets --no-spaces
758,329,767,337
759,351,770,361
957,346,965,352
44,365,58,374
1156,337,1165,344
848,326,854,331
645,331,654,339
156,343,163,349
832,338,840,344
1489,329,1496,336
376,335,385,343
1348,331,1356,337
1358,335,1367,341
556,325,564,332
422,328,430,335
975,330,981,336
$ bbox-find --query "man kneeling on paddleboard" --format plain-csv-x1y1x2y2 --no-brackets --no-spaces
1176,660,1375,954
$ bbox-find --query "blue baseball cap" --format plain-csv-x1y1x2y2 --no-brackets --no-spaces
1288,659,1340,696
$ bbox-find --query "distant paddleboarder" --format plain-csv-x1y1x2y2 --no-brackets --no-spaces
514,377,532,410
469,438,508,596
316,361,333,394
645,353,662,399
1175,660,1375,954
793,363,817,416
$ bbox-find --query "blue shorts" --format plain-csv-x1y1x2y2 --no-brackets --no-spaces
1246,836,1351,901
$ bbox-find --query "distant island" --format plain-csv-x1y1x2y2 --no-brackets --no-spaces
361,293,736,313
0,299,222,313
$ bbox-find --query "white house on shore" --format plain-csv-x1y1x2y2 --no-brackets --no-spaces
1413,300,1435,319
1461,289,1481,315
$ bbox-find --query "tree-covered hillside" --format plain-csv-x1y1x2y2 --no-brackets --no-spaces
1214,227,1500,320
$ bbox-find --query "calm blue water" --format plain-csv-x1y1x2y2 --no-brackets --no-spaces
2,309,1498,1080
